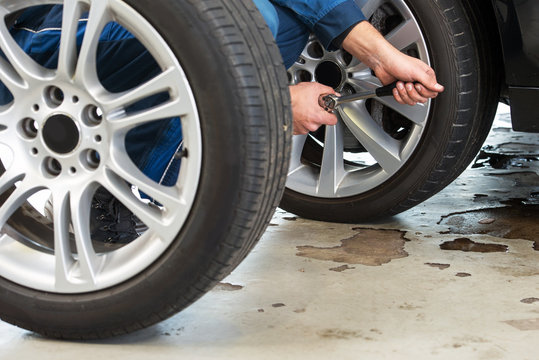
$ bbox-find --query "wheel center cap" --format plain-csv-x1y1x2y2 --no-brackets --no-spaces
42,114,80,154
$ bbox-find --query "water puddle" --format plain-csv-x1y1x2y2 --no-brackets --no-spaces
473,143,539,169
425,263,450,270
296,228,408,266
521,298,539,304
440,237,508,253
214,283,243,291
438,198,539,242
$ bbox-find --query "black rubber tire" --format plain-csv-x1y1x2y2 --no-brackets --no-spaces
280,0,500,223
0,0,291,339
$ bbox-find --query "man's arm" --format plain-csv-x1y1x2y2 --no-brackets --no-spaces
342,21,444,105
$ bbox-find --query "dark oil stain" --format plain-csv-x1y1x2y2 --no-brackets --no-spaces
268,223,279,227
521,298,539,304
330,264,355,272
455,272,472,277
283,216,297,221
214,282,243,291
296,228,408,266
478,218,496,224
425,263,450,270
474,194,489,199
272,303,286,308
504,318,539,331
472,145,539,169
399,303,421,310
257,308,265,313
440,238,508,253
438,198,539,242
318,329,364,340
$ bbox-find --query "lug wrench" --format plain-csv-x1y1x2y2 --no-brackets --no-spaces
318,81,400,113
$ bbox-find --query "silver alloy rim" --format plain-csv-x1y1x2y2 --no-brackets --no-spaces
0,0,202,293
286,0,431,198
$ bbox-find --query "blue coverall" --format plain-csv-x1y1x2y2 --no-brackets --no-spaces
1,1,365,185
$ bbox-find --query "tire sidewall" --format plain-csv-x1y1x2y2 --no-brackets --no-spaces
0,0,272,333
281,0,480,221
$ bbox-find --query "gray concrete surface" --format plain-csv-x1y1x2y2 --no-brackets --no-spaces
1,105,538,359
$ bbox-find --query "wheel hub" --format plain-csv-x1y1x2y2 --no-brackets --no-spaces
315,61,344,89
42,114,80,154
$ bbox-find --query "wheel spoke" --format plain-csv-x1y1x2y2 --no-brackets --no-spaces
0,56,26,95
376,96,429,126
385,19,422,51
70,186,101,286
338,103,402,174
108,98,187,133
57,0,86,80
106,149,185,216
100,176,170,238
52,189,76,288
74,0,110,88
0,178,42,228
99,67,185,112
361,0,386,19
317,123,346,196
288,134,308,175
0,166,24,200
347,76,381,92
0,9,51,85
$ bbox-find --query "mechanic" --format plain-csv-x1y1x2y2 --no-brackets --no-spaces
253,0,444,134
2,1,443,243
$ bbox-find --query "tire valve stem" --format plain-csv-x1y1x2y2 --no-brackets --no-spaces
174,148,188,159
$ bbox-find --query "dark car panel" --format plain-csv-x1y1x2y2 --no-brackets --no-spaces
492,0,539,132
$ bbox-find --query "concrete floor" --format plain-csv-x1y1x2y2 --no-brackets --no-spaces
1,105,538,359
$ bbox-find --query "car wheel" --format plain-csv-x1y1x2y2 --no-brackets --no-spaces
0,0,291,339
280,0,500,222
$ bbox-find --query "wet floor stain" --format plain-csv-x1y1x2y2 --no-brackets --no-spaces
504,318,539,331
214,283,243,291
329,264,355,272
473,146,539,169
440,238,508,253
425,263,450,270
438,198,539,242
455,272,472,277
318,328,370,340
296,228,408,266
521,298,539,304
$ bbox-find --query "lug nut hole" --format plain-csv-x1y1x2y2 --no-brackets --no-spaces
43,157,62,177
45,86,65,108
19,118,38,139
82,149,101,170
83,105,103,126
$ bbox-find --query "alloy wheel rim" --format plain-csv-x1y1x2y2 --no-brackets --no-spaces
0,0,202,293
286,0,431,198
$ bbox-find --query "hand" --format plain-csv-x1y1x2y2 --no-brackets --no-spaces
289,82,339,135
342,21,444,105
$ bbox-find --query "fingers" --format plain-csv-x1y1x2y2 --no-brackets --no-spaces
393,81,428,105
290,82,340,135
